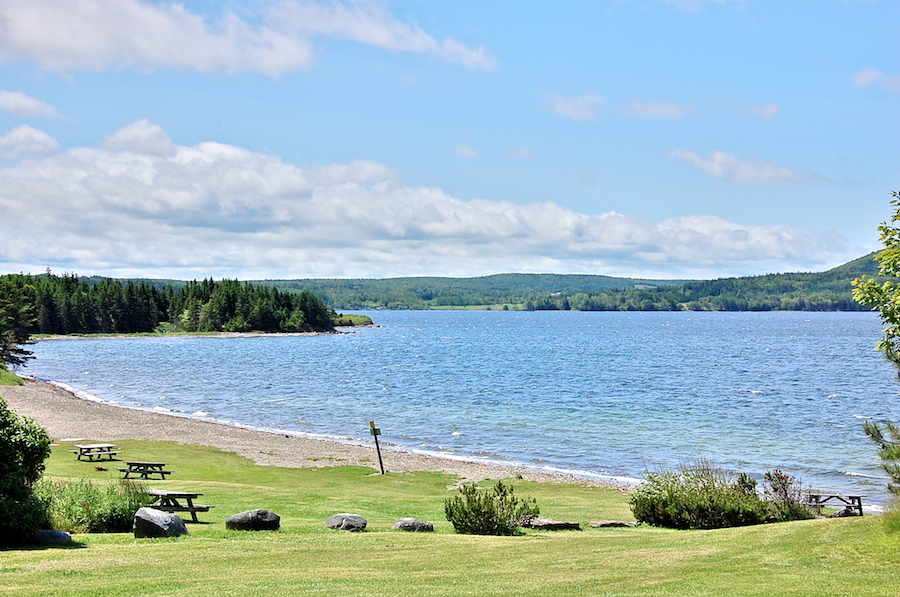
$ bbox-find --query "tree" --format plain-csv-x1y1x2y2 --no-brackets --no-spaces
0,397,51,545
0,278,36,368
852,190,900,494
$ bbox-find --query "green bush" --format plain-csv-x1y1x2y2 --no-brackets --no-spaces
34,478,156,534
444,480,539,535
763,469,815,522
630,463,770,530
0,397,51,545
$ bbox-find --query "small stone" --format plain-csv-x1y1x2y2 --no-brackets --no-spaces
35,529,72,544
525,517,581,531
589,520,641,528
226,509,281,531
326,513,367,532
133,507,189,538
392,518,434,532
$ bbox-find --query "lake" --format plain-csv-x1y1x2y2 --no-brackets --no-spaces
24,310,900,504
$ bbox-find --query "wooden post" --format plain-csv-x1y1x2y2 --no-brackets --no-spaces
369,420,384,474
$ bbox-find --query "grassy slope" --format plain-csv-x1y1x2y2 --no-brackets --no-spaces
0,367,23,386
2,439,897,596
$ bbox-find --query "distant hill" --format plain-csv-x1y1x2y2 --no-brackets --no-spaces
72,252,884,311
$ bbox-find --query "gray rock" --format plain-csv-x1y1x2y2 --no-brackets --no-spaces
35,529,72,544
525,517,581,531
133,507,189,538
325,513,367,532
826,507,860,518
226,509,281,531
392,518,434,532
589,520,641,528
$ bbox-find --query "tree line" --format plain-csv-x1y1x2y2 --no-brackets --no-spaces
0,273,336,337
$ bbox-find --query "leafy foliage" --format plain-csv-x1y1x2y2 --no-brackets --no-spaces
0,277,36,367
629,463,770,530
444,480,539,535
853,191,900,497
0,397,51,545
33,478,155,533
763,469,816,522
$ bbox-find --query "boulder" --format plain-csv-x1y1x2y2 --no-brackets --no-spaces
392,518,434,532
589,520,641,528
35,529,72,544
826,507,860,518
325,513,367,532
525,517,581,531
226,509,281,531
133,507,189,538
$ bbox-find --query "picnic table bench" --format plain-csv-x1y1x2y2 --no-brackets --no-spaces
70,443,120,461
118,462,172,480
147,490,213,523
806,493,864,516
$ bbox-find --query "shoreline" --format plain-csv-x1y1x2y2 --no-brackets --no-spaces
0,378,632,490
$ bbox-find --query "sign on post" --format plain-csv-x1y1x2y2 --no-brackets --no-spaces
369,420,385,474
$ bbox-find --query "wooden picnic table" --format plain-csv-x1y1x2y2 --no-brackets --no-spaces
70,443,121,461
147,490,214,523
806,493,865,516
119,461,172,480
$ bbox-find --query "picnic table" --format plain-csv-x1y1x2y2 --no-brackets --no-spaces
806,493,865,516
70,443,120,461
147,490,214,523
118,462,172,480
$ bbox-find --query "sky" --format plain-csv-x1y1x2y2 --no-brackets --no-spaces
0,0,897,281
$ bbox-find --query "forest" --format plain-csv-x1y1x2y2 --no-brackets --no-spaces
0,274,336,335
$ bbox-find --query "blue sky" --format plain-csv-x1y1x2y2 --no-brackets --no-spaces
0,0,897,280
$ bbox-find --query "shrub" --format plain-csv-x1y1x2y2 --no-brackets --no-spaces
444,480,539,535
0,397,51,546
34,478,156,533
763,469,816,522
630,462,769,530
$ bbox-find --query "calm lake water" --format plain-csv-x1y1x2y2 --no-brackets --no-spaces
24,310,900,504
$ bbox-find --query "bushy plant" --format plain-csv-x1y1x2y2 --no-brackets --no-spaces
763,469,815,522
630,462,769,530
444,480,539,535
0,397,51,545
33,478,155,534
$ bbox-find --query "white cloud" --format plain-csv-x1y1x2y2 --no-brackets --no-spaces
549,93,604,121
454,144,478,159
0,0,494,76
100,119,176,156
851,67,900,93
0,124,60,158
268,0,497,70
622,100,693,119
505,145,534,160
0,121,851,279
667,149,809,184
0,90,58,117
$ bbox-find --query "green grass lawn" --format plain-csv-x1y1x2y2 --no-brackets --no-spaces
2,440,898,596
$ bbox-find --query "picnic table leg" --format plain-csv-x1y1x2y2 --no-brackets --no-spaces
185,498,199,523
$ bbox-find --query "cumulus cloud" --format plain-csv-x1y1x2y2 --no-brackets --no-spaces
667,149,810,184
851,67,900,93
549,93,604,121
0,0,494,76
0,90,58,117
0,120,850,279
621,100,693,119
0,124,60,158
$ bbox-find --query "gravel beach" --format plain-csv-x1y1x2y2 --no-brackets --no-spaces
1,378,627,489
